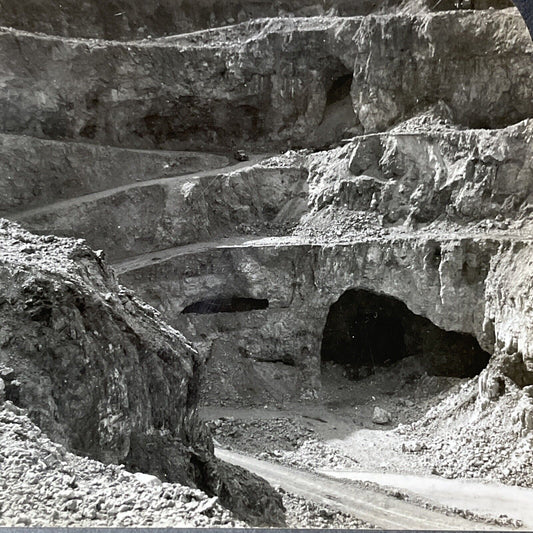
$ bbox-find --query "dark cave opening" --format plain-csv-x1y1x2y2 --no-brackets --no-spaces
182,297,269,315
326,73,353,106
321,289,491,379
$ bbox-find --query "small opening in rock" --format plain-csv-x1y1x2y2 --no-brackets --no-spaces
321,289,490,379
182,297,269,314
326,73,353,106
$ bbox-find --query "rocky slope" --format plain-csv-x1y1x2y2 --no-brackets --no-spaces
2,0,533,518
0,219,284,526
108,116,530,403
351,10,533,132
0,133,229,215
14,159,307,261
0,404,244,527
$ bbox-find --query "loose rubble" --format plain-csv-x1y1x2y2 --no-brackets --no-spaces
0,406,245,528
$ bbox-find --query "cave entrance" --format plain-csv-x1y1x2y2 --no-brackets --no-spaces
321,289,491,379
326,73,353,106
314,70,357,148
182,297,269,315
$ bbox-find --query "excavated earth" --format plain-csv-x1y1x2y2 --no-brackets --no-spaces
1,0,533,528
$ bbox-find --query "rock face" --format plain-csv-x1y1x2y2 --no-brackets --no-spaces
0,219,284,526
0,0,512,41
307,119,533,225
0,0,396,40
0,10,531,152
0,19,359,151
15,160,308,261
351,10,533,132
0,133,229,215
117,232,502,400
0,0,516,41
2,0,533,499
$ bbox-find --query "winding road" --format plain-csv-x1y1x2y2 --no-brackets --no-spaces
11,153,271,220
216,448,508,530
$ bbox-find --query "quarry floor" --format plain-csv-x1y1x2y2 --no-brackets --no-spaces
201,359,533,529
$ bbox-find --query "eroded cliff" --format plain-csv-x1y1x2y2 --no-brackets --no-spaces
0,220,284,526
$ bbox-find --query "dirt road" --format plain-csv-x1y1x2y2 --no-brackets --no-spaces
11,153,271,220
215,448,506,530
321,470,533,529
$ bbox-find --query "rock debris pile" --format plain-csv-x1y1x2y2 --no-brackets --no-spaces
0,405,244,528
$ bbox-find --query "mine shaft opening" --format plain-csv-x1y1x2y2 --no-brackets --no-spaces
326,73,353,106
182,297,269,314
321,289,491,379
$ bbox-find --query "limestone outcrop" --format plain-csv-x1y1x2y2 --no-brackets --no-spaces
0,133,229,215
0,219,284,526
351,9,533,132
0,10,531,152
307,118,533,225
2,0,533,502
14,160,308,261
0,0,512,41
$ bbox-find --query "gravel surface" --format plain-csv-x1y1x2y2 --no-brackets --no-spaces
0,403,245,528
207,416,316,454
280,489,376,529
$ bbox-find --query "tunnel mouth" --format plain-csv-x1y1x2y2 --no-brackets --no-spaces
321,289,491,379
326,73,353,106
182,297,269,315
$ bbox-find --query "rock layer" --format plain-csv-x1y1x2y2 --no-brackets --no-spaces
0,220,284,526
0,10,531,152
351,10,533,132
0,0,512,41
0,133,229,214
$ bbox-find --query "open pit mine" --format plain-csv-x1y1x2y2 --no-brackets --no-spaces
1,0,533,528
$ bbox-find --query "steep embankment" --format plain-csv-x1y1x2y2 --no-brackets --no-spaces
0,220,284,526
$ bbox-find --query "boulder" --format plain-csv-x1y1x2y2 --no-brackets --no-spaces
372,407,392,425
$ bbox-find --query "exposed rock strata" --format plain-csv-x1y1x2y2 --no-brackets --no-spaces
352,10,533,132
0,0,395,40
14,119,533,259
307,119,533,225
0,10,531,152
0,0,512,41
15,161,308,261
116,233,500,398
0,220,284,526
0,133,229,214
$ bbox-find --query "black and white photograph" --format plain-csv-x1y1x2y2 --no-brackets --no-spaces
0,0,533,529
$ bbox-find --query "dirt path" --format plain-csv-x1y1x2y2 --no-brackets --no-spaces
216,448,504,530
112,235,301,274
11,153,272,220
319,470,533,528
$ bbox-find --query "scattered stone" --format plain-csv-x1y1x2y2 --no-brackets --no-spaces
372,407,392,425
0,406,246,528
133,472,162,486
